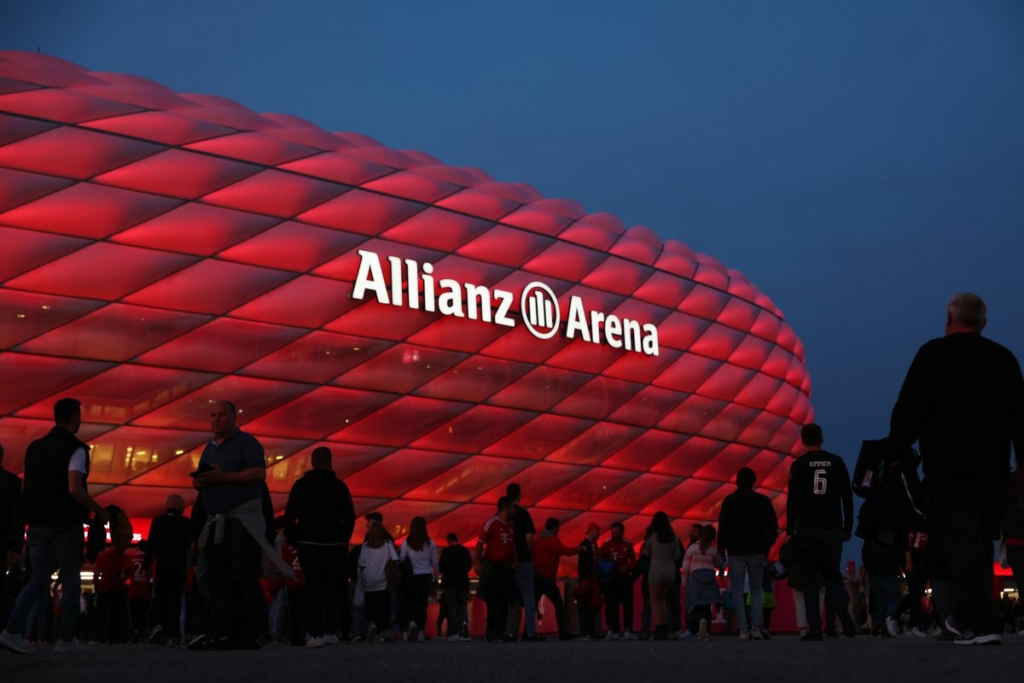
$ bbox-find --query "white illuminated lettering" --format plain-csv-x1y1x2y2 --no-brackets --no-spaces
422,262,436,312
464,283,492,323
438,279,464,317
352,250,390,304
642,324,659,356
388,256,403,307
605,315,622,348
566,296,590,342
622,318,641,351
493,291,515,327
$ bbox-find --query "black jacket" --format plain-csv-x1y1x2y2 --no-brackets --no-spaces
283,469,355,546
0,468,24,554
145,508,192,577
718,486,779,556
890,332,1024,485
578,537,596,578
439,544,472,590
23,426,91,526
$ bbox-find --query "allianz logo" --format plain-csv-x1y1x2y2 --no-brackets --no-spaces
352,250,660,357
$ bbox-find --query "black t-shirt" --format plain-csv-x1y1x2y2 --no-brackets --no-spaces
787,449,853,536
511,504,535,563
439,544,472,589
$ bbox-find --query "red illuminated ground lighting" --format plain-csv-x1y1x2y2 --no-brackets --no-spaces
0,51,812,554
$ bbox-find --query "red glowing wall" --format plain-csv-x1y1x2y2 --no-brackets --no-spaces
0,51,812,551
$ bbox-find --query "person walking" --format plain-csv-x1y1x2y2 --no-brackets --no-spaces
398,516,437,643
0,398,110,655
890,293,1024,645
145,494,191,645
682,524,724,641
642,512,680,640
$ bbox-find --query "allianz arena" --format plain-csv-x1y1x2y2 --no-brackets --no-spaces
0,51,812,550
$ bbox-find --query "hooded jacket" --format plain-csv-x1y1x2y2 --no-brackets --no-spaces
717,481,779,556
283,468,355,546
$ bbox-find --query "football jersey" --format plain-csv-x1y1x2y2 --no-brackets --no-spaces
478,516,515,564
125,548,152,600
786,449,853,535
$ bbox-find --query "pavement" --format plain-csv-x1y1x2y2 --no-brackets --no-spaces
1,634,1021,683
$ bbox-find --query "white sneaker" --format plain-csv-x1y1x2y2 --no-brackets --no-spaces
944,616,961,636
698,619,709,641
0,630,36,654
320,633,339,645
448,634,461,642
621,631,638,640
407,621,419,643
55,639,89,654
908,627,928,638
738,629,750,641
366,622,378,643
751,626,764,640
677,630,693,640
305,635,325,648
885,616,899,637
604,631,619,640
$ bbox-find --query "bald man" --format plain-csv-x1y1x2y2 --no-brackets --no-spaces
890,293,1024,646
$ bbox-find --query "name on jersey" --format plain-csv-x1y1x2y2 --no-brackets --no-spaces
807,461,832,467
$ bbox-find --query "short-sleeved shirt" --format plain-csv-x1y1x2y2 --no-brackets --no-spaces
68,447,87,474
479,516,515,564
198,429,265,514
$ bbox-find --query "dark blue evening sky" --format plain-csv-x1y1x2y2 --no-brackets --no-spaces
4,1,1023,558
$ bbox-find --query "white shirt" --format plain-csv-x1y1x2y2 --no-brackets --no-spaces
68,447,87,474
359,542,399,592
399,539,438,576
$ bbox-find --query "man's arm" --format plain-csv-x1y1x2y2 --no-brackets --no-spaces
339,481,356,545
194,466,265,487
68,471,109,521
889,347,928,447
785,464,798,536
717,497,730,557
839,458,854,540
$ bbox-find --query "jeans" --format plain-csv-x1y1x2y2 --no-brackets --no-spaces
5,525,83,643
444,587,468,636
535,575,567,638
729,554,765,631
869,575,901,626
603,575,634,633
296,543,343,636
514,561,537,636
792,529,849,634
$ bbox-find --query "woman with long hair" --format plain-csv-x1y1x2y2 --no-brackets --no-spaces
643,511,681,640
358,521,398,643
681,524,724,641
399,516,438,642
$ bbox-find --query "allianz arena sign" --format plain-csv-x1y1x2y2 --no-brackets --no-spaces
353,249,661,356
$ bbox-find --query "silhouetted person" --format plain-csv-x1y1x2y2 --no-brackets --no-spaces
890,292,1024,645
146,494,191,645
0,442,24,631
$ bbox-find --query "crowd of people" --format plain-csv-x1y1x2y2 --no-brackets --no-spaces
0,292,1021,654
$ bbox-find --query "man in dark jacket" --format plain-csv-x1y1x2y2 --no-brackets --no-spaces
438,532,472,640
718,466,778,640
146,494,191,645
0,398,109,655
283,446,355,646
576,522,601,639
1,442,24,631
890,292,1024,646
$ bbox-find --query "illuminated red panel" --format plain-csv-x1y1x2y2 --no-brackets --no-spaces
0,353,114,414
239,332,390,384
230,276,359,328
265,443,394,493
0,182,181,239
410,405,535,454
17,304,212,362
5,243,197,299
135,318,304,373
131,376,313,431
111,203,279,256
488,366,592,412
544,422,645,466
0,52,814,541
241,386,394,439
0,225,88,281
0,417,112,473
329,397,471,446
404,456,533,503
483,414,594,461
600,430,688,472
552,376,644,420
475,461,589,506
345,449,468,498
279,152,391,187
88,426,210,485
333,344,465,393
607,385,684,428
185,132,319,166
415,357,532,403
15,364,217,424
201,169,345,218
83,111,235,145
0,126,163,180
591,473,682,514
94,148,260,200
123,260,294,315
436,189,519,222
218,222,364,272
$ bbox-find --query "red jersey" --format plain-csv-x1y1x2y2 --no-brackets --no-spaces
94,548,129,594
598,538,635,573
479,516,515,564
534,533,579,580
125,548,152,600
